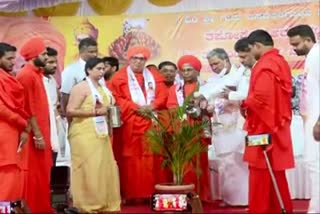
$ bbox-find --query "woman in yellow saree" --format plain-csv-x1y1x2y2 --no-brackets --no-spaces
67,57,121,213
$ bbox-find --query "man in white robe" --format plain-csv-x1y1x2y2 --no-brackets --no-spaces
198,47,251,206
288,25,320,213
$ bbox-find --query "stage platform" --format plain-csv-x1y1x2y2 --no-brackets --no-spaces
121,200,309,213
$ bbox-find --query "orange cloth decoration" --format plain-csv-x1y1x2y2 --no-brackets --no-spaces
127,46,151,60
20,37,46,60
177,55,202,71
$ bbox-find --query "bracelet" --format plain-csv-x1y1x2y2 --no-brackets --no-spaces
33,136,43,141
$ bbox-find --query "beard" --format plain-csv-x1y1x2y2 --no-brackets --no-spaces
44,67,56,75
294,49,307,56
104,72,113,80
34,57,46,67
0,63,13,72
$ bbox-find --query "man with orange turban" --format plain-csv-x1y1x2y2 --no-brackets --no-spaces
166,55,212,202
16,37,54,213
109,46,167,203
0,43,29,201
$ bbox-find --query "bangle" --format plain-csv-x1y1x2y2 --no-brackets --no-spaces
33,136,43,141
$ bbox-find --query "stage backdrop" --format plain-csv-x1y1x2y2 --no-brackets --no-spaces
0,2,319,82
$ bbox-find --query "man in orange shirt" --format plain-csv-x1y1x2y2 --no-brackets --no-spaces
109,46,167,203
166,55,211,202
16,37,53,213
242,30,294,213
0,42,29,201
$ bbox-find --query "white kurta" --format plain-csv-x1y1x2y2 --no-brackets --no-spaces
43,76,60,153
302,43,320,213
44,75,70,166
201,65,249,205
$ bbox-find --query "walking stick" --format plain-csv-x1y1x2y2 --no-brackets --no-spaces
246,134,286,214
263,148,286,214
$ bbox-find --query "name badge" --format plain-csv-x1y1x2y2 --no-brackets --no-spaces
95,116,108,136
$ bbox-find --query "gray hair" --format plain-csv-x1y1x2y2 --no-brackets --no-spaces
206,48,230,63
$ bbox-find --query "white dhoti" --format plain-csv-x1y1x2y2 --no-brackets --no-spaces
211,113,248,206
286,114,310,199
56,117,71,167
302,43,320,213
304,116,320,213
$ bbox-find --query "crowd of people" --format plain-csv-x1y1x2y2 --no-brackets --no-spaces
0,24,319,214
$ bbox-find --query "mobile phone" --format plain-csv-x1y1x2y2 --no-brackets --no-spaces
225,85,237,91
246,133,271,147
151,194,190,212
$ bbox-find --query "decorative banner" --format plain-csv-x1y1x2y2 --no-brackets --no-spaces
52,1,319,80
0,2,319,83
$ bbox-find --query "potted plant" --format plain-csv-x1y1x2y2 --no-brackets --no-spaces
144,97,209,193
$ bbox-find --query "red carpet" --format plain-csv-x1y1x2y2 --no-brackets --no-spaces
121,200,309,213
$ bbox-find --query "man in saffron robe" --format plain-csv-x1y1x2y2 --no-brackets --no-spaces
0,43,29,201
242,30,294,213
167,55,211,202
16,37,53,213
150,61,178,185
109,46,167,202
158,61,178,89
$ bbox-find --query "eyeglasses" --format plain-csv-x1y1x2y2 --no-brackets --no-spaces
131,56,146,61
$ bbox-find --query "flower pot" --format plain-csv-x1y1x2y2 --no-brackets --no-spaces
155,183,195,194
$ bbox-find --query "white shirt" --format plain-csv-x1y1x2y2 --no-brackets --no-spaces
61,58,86,94
43,75,60,152
43,75,58,109
228,67,251,101
199,64,243,101
61,58,106,94
304,43,320,162
305,43,320,122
